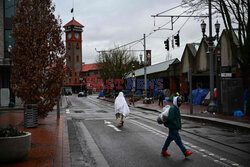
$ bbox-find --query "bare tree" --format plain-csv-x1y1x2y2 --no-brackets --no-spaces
96,49,140,86
11,0,65,118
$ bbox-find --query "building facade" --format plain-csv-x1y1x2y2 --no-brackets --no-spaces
63,18,84,92
0,0,16,106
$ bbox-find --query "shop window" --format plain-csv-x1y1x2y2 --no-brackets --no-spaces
4,30,14,52
5,0,15,18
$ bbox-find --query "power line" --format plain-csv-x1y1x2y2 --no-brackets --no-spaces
154,2,188,16
96,4,200,53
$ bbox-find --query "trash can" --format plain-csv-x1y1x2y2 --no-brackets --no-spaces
24,104,38,128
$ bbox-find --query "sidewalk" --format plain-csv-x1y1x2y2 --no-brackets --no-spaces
106,97,250,130
0,109,70,167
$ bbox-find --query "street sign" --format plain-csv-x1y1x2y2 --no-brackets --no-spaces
221,73,232,77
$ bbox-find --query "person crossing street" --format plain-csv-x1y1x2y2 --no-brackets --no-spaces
114,92,130,127
161,96,193,158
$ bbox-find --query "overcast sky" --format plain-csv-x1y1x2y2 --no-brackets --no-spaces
52,0,222,65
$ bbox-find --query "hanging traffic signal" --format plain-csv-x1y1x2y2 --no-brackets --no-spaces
132,64,136,78
132,64,136,71
164,39,169,51
132,72,135,78
174,33,180,47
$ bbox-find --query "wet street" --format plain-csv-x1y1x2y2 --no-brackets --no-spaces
65,95,250,167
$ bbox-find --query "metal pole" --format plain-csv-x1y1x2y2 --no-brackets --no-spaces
207,0,216,113
57,96,60,118
189,68,193,114
143,34,147,98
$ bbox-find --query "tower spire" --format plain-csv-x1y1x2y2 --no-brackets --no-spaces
71,0,74,19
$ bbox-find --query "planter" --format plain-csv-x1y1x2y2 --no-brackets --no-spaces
0,132,31,163
24,104,38,128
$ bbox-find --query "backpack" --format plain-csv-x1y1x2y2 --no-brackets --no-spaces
157,105,170,124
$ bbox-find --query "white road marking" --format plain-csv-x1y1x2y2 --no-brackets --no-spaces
129,119,243,167
104,120,121,132
66,109,70,114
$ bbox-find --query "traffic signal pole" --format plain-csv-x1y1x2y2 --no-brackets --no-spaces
143,34,147,98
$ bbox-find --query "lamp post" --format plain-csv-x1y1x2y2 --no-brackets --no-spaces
200,0,220,113
8,45,15,107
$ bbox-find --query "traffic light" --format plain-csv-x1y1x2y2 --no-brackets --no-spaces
132,72,135,78
174,33,180,47
164,39,169,51
132,64,136,78
132,64,136,71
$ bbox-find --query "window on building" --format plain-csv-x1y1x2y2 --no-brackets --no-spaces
4,30,14,52
77,55,79,62
94,71,98,75
5,0,15,18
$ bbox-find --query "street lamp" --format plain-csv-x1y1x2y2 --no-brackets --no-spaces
8,45,15,107
200,0,220,113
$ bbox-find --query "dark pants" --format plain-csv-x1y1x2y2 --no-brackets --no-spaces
162,129,187,154
158,99,163,106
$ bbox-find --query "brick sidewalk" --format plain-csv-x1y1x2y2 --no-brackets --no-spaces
0,111,70,167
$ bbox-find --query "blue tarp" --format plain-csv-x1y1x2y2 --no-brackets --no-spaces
98,90,104,97
191,89,210,105
234,110,244,117
134,90,142,95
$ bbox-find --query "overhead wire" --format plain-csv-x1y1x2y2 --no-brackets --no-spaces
98,3,195,52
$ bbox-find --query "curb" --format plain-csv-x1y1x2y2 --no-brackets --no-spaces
0,107,24,111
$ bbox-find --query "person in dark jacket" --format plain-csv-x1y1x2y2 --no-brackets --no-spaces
158,90,164,107
161,96,193,157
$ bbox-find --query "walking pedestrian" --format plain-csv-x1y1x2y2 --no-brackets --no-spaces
114,92,130,127
161,96,193,157
158,90,164,107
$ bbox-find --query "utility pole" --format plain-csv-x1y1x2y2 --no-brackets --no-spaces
207,0,216,113
189,68,193,114
143,34,147,98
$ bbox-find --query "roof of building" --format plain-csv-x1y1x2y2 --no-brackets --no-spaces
81,63,101,72
127,58,180,77
63,18,84,28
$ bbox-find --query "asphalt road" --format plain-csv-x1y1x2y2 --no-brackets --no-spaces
65,95,250,167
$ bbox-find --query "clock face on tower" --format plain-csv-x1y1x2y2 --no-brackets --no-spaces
67,32,72,39
75,32,79,39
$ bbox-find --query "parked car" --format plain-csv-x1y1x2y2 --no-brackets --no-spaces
65,90,72,96
78,92,87,97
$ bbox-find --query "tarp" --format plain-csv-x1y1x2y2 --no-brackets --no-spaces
98,90,104,97
191,89,210,105
234,110,244,117
134,90,142,95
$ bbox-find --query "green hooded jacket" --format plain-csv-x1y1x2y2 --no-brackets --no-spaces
165,96,182,130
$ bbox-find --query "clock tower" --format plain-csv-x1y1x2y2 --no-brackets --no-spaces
63,18,84,88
